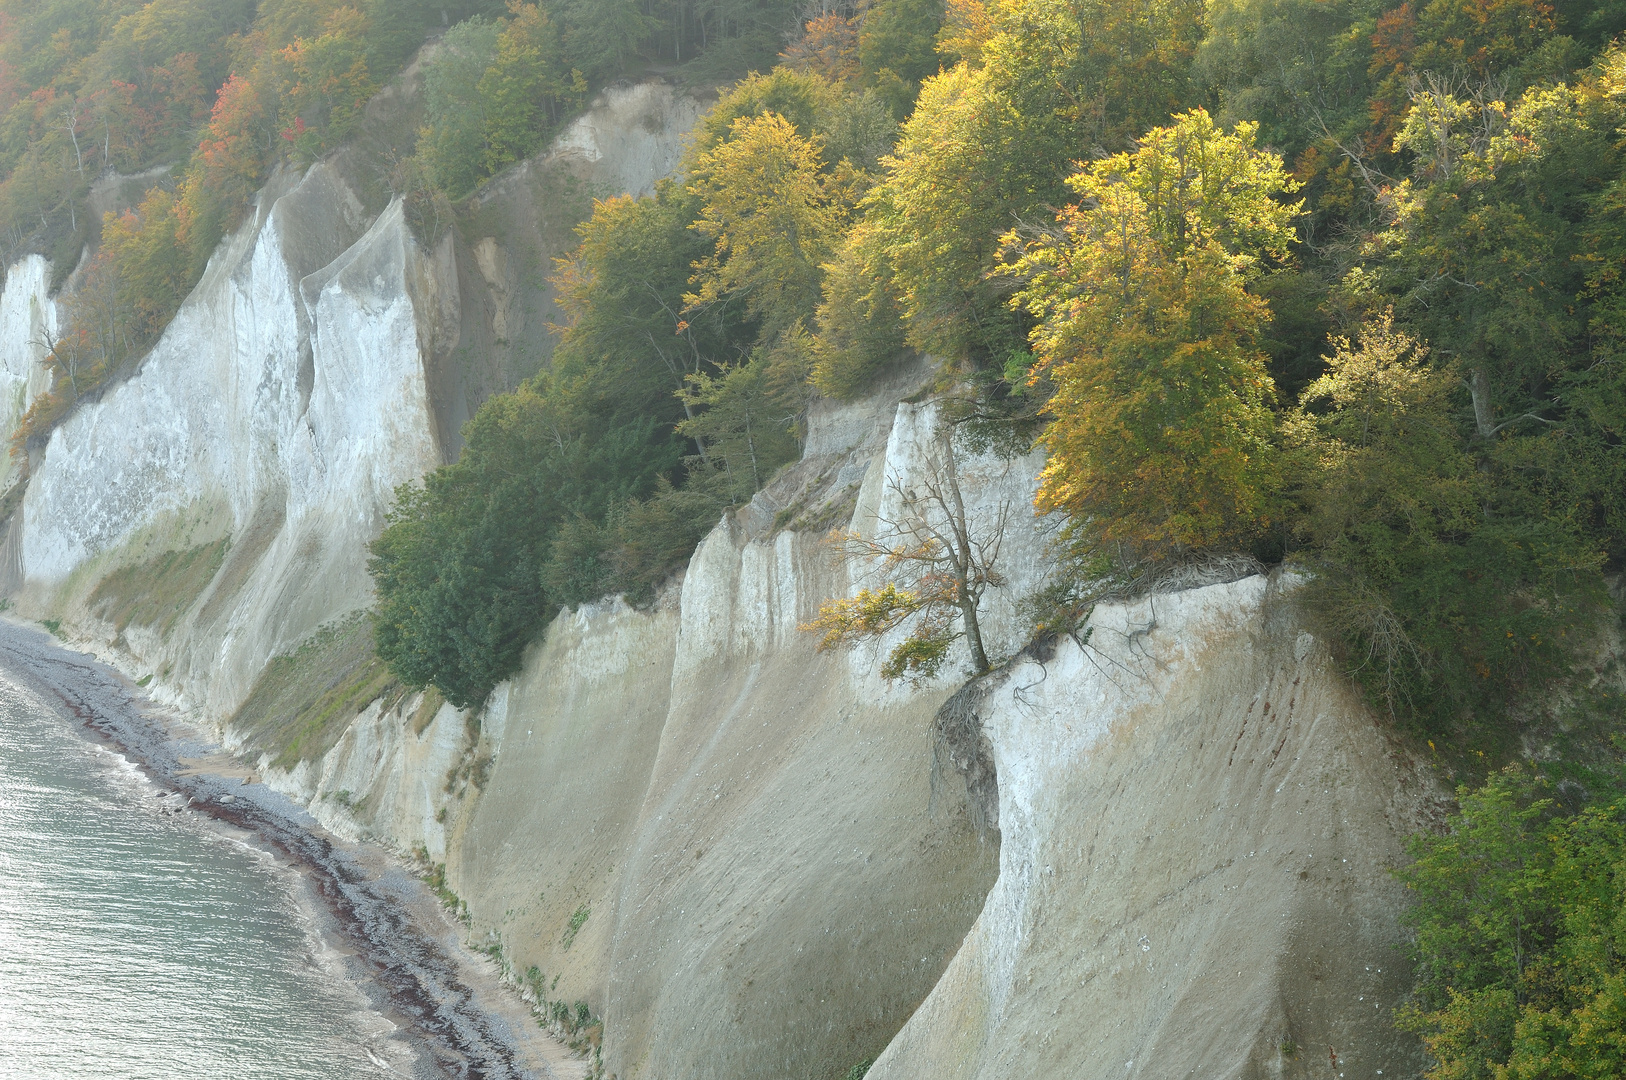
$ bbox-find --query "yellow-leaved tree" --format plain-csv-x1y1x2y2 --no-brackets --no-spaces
1005,108,1300,557
685,110,844,345
678,110,847,498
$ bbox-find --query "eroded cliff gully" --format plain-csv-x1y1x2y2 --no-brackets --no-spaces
0,77,1433,1080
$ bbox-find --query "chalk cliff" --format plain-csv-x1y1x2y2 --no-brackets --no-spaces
0,80,702,724
869,578,1432,1079
0,74,1432,1080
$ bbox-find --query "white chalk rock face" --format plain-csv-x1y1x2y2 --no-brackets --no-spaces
9,80,707,721
267,374,1043,1080
17,163,449,716
263,689,468,860
866,576,1429,1079
549,82,704,197
0,255,59,493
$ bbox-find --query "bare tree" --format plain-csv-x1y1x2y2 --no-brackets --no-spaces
803,422,1009,680
64,98,85,179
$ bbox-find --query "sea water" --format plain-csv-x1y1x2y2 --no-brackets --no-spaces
0,666,394,1079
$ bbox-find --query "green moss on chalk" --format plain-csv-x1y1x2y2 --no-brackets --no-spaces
88,539,229,636
231,613,405,769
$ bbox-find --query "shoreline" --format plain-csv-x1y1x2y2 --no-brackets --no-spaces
0,618,578,1080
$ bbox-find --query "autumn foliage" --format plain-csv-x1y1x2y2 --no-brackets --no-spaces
1007,110,1299,554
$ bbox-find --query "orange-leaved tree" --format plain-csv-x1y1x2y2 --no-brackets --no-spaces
1004,107,1300,557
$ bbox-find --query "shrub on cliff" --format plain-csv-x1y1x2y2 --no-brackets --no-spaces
1286,313,1608,744
1399,764,1626,1078
369,388,687,707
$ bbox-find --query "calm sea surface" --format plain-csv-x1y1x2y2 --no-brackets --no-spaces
0,666,394,1079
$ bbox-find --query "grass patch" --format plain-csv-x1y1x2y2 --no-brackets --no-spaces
561,903,590,951
194,497,283,626
87,539,230,636
412,846,470,923
230,613,404,769
411,685,446,736
521,967,605,1069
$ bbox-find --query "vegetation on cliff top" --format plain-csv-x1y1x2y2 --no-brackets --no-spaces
371,0,1625,754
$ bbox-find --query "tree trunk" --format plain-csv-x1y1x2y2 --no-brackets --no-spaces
938,436,990,674
960,595,990,674
1468,368,1497,440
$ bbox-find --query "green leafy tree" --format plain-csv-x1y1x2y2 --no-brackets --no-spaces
677,348,803,498
369,387,685,706
552,0,657,79
548,184,749,454
1290,310,1606,737
1309,61,1625,732
477,1,585,175
854,0,1206,364
810,218,907,398
1398,765,1626,1080
857,0,945,117
416,16,500,196
1196,0,1384,160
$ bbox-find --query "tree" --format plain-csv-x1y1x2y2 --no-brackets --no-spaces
780,9,861,82
856,0,944,117
810,217,907,398
1397,765,1626,1080
1006,108,1299,557
853,0,1207,364
1290,310,1606,736
369,385,686,707
1288,312,1481,712
685,110,844,344
553,0,658,79
1195,0,1383,161
1305,63,1624,733
803,422,1008,678
477,1,585,175
548,185,749,453
277,5,378,163
416,15,500,196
